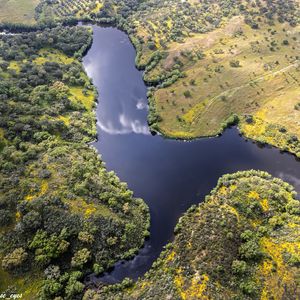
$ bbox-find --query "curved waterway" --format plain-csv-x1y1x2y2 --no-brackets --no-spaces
83,26,300,283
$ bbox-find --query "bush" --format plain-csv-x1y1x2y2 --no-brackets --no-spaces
2,248,28,271
231,260,247,275
71,248,91,268
65,271,84,299
148,41,156,50
286,200,300,215
0,209,12,226
229,60,241,68
183,90,191,98
239,280,257,295
239,240,263,261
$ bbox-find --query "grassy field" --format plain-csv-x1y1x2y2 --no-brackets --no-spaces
150,20,300,139
0,0,39,24
124,1,300,156
142,19,300,157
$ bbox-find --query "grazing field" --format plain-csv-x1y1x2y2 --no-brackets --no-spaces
86,171,300,300
0,0,39,24
131,1,300,157
151,21,300,148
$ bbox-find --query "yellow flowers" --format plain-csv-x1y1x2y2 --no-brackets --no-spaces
248,191,260,200
174,269,209,300
259,237,299,300
25,180,48,201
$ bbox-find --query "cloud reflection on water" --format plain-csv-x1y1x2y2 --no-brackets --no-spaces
277,172,300,194
97,113,150,135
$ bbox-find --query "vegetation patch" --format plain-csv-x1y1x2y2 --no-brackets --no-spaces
0,26,149,299
86,170,300,300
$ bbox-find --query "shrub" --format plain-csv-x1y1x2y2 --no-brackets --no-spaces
183,90,192,98
231,260,247,274
286,200,300,215
230,60,241,67
239,280,257,295
239,240,263,261
2,248,28,271
71,248,91,268
0,209,12,226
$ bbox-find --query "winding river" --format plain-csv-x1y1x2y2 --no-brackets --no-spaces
83,26,300,283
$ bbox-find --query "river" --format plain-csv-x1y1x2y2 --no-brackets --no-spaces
82,26,300,283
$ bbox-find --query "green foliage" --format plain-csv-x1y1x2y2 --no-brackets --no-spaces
230,60,241,68
231,260,247,275
183,90,191,98
0,25,150,298
1,1,300,298
65,271,85,299
90,171,300,300
29,230,70,266
71,248,91,269
1,248,28,271
286,199,300,215
238,239,263,261
239,280,258,296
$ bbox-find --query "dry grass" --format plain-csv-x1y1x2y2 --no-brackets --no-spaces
149,20,300,148
0,0,39,24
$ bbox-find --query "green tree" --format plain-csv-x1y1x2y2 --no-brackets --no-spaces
2,248,28,271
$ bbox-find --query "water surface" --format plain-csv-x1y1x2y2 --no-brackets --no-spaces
83,26,300,283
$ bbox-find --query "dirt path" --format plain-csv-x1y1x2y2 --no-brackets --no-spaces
197,62,300,120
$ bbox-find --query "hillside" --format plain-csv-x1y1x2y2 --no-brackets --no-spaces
0,26,149,299
128,0,300,156
85,171,300,300
36,0,300,156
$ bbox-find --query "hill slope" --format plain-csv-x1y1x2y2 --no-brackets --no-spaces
37,0,300,156
85,171,300,300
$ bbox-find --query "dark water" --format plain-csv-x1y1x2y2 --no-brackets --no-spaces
83,26,300,283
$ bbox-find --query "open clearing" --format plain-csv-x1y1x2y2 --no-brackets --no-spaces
0,0,39,24
147,20,300,156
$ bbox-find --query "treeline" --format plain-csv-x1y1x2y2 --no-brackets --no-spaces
0,26,149,299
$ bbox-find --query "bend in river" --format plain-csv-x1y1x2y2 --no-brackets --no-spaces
82,26,300,283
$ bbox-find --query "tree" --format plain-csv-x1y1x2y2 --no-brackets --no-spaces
282,40,289,45
231,260,247,274
29,230,70,266
0,209,12,226
71,248,91,268
65,271,84,299
239,240,263,261
2,248,28,271
183,90,191,98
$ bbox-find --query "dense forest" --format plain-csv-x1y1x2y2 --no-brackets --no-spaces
0,26,149,299
86,171,300,299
